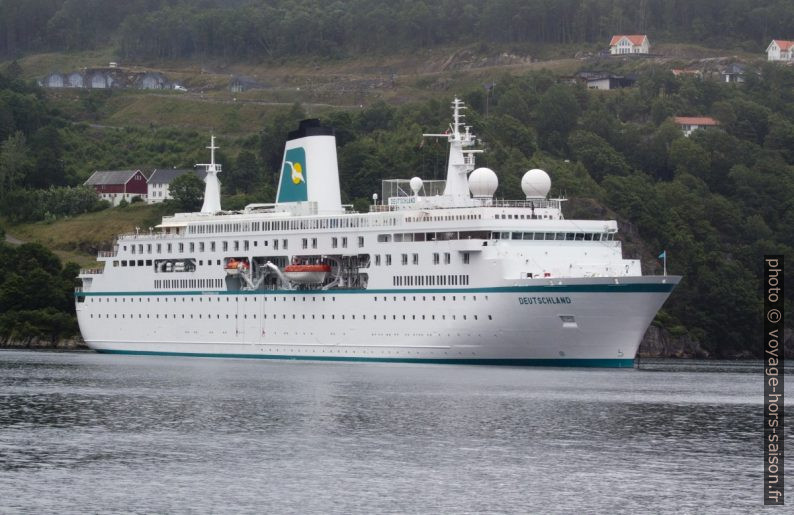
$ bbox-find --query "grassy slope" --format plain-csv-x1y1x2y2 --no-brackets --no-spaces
3,203,168,267
10,45,583,134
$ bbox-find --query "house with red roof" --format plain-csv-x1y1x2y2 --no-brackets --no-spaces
609,35,650,55
766,40,794,62
673,117,719,137
84,170,148,206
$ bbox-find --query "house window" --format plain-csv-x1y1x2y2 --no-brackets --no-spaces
302,238,308,249
375,255,381,266
312,238,317,249
332,237,338,248
358,236,364,247
433,253,439,265
401,254,408,265
463,252,470,264
342,237,347,248
386,255,392,266
444,252,451,264
412,253,418,265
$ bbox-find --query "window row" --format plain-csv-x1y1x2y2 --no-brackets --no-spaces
186,215,399,235
154,278,223,289
392,275,470,286
377,230,489,243
89,293,487,304
493,231,616,241
89,312,492,321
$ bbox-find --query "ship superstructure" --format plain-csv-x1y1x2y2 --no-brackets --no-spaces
76,99,679,366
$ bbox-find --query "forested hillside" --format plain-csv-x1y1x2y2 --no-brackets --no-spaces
1,0,793,60
0,0,792,355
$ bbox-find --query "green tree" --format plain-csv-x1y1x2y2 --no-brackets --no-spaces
227,150,260,194
534,85,580,155
0,131,31,197
169,173,204,212
568,130,631,182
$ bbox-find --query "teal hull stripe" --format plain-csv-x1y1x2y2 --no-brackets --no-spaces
76,283,675,297
94,349,635,368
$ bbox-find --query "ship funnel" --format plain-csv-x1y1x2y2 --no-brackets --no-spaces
276,119,343,214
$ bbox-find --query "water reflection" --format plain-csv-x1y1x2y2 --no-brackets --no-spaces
0,351,778,512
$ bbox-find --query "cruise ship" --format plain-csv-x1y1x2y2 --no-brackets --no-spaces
75,99,679,367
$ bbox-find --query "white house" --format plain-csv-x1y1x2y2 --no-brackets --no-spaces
147,169,208,204
674,116,719,137
766,40,794,61
609,35,650,55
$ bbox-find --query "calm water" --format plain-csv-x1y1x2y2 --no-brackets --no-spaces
0,350,780,513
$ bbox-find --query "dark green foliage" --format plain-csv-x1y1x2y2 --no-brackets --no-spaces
225,150,260,195
0,242,78,343
4,1,794,59
0,186,106,222
169,172,204,212
568,130,630,181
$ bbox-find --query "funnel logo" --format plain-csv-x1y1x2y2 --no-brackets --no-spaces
287,161,304,184
277,147,308,202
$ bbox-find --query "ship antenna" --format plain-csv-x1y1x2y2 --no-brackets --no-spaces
199,134,222,213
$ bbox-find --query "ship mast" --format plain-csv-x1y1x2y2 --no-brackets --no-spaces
422,98,481,200
199,135,222,213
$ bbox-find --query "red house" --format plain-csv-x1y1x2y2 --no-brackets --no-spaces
84,170,148,206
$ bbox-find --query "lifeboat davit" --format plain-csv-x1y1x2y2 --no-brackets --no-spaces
224,259,250,276
283,263,331,284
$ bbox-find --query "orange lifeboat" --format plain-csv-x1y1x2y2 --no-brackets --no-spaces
283,263,331,284
224,258,250,275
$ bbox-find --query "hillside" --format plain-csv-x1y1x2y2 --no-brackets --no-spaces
1,14,793,358
4,203,169,267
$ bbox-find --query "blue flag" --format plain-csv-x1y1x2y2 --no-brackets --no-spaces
658,250,666,260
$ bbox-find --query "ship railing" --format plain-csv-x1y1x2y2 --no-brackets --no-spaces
80,268,104,275
118,232,182,241
97,250,117,257
490,199,564,209
369,198,564,212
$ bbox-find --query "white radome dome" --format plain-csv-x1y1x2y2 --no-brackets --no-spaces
521,169,551,199
409,176,423,195
468,167,498,198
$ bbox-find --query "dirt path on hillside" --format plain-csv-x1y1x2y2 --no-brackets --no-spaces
4,232,24,245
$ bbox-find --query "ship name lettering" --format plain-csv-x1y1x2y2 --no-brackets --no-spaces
518,296,572,305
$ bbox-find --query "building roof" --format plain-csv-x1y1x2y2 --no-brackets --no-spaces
770,39,794,51
148,168,208,185
610,35,647,46
722,63,747,75
84,170,142,186
674,116,719,126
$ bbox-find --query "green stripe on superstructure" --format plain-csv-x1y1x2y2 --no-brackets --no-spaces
94,349,636,368
75,283,676,297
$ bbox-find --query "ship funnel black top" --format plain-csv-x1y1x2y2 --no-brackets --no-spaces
288,119,334,140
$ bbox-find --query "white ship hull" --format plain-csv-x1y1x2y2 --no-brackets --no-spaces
76,276,677,367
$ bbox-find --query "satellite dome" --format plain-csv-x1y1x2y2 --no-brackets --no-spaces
409,177,423,195
521,169,551,199
468,167,498,198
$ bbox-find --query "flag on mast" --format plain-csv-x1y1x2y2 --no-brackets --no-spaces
658,250,667,276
